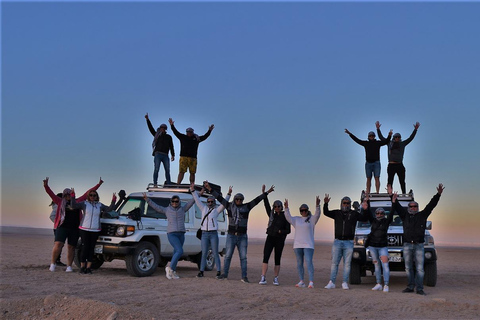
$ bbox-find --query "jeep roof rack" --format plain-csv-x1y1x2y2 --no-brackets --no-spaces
361,189,414,202
146,182,222,196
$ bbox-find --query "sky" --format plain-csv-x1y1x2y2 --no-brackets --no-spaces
2,1,479,246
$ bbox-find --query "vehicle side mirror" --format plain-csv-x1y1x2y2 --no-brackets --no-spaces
426,221,432,230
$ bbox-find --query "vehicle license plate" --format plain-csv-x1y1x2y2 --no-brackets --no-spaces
94,245,103,254
388,253,401,262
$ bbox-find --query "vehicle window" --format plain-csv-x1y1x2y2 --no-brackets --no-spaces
146,198,170,219
118,198,144,216
194,203,225,222
357,208,397,228
391,214,403,226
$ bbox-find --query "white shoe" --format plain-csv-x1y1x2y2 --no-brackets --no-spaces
172,270,180,279
383,285,389,292
324,280,335,289
295,281,306,288
372,283,383,291
49,264,56,272
259,276,267,285
342,282,350,290
308,281,314,289
65,266,73,272
273,277,279,286
165,266,173,280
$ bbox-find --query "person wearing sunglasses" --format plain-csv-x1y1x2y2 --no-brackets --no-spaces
71,189,117,274
143,192,195,279
284,197,321,289
203,181,274,283
259,185,291,286
190,183,232,279
392,183,444,296
324,194,369,290
345,121,392,194
43,177,104,273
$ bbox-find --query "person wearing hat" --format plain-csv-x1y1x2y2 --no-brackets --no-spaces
168,118,214,185
383,122,420,194
345,121,392,194
284,197,321,289
203,181,274,283
145,113,175,186
323,194,369,290
190,183,232,279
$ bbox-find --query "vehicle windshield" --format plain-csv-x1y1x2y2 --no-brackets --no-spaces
118,197,191,220
356,208,403,228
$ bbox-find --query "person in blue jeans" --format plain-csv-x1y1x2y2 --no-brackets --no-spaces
190,183,231,279
323,194,369,290
284,197,321,288
392,183,444,295
204,181,274,283
143,192,195,279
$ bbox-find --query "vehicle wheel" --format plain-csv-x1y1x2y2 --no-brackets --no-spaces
349,260,362,285
196,249,215,271
125,241,159,277
424,261,437,287
74,239,104,269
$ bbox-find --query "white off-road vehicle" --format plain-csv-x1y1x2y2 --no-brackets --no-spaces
351,191,437,286
74,183,228,277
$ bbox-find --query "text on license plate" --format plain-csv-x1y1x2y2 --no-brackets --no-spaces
388,254,402,262
94,245,103,254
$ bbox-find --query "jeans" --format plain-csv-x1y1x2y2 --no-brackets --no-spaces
404,242,425,291
223,233,248,278
153,152,171,185
369,246,390,285
329,239,354,284
167,232,185,271
200,231,221,272
294,248,314,282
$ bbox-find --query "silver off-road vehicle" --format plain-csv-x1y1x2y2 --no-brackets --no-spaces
351,191,437,286
74,183,228,277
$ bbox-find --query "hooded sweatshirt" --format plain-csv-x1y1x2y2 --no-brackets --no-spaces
146,197,195,233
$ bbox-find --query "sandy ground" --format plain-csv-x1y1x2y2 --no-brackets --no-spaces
0,227,479,320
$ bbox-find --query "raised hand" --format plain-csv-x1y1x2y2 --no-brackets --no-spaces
324,194,331,203
437,183,445,195
99,177,104,185
414,122,420,130
344,128,351,134
316,196,321,207
43,177,49,186
168,118,174,125
145,113,149,119
375,121,381,129
284,199,289,209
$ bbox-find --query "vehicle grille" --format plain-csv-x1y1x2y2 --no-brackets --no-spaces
100,223,117,236
387,234,403,246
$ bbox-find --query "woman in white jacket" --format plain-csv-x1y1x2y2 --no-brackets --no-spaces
284,197,321,288
190,183,231,278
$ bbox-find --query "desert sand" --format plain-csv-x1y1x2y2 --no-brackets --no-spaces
1,227,479,320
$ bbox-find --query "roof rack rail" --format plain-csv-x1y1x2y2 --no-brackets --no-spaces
146,182,223,196
360,190,414,202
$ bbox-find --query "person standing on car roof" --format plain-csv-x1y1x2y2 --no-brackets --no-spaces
324,194,369,290
43,177,104,273
258,185,291,287
380,122,420,194
284,197,321,289
168,118,214,185
145,113,175,186
345,121,392,194
392,183,444,296
204,181,274,283
362,193,394,293
190,183,232,279
71,189,116,274
143,192,195,280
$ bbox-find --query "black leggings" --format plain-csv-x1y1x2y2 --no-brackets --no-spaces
79,230,99,263
387,163,406,194
263,235,286,265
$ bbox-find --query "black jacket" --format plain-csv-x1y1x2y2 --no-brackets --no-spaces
263,197,290,238
324,204,369,240
146,118,175,157
365,202,394,247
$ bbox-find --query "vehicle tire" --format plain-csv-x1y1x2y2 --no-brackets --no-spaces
74,239,104,270
349,260,362,285
196,249,215,271
424,261,437,287
125,241,159,277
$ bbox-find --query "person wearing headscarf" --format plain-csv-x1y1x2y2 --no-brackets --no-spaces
49,193,66,267
284,197,321,289
145,113,175,186
204,181,274,283
259,185,291,286
323,194,369,290
190,183,231,279
43,177,103,273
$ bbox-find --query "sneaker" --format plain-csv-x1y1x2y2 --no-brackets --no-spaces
215,271,222,279
56,261,66,267
402,287,414,293
342,282,350,290
324,280,335,289
308,281,314,289
216,273,226,280
49,264,56,272
295,281,306,288
65,266,73,272
416,289,426,296
383,285,389,292
165,266,173,280
273,277,279,286
372,283,383,291
259,275,267,285
85,268,92,274
79,267,86,274
241,277,250,283
197,271,204,278
172,271,180,279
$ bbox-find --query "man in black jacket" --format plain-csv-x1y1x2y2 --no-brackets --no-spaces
392,183,444,295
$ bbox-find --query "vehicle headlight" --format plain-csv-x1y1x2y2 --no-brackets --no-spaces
116,226,125,236
425,252,433,259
